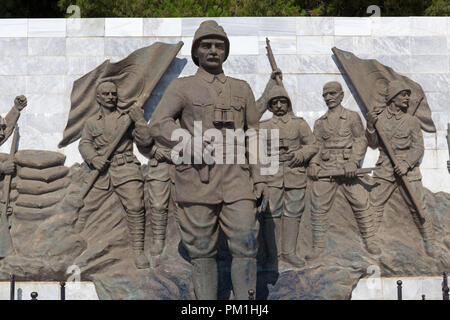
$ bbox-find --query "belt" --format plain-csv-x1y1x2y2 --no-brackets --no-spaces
111,152,136,166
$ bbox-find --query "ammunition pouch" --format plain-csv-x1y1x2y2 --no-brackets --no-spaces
111,152,139,167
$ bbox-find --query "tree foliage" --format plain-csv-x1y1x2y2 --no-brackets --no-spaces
0,0,448,17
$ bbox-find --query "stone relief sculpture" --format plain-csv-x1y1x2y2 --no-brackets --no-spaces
306,81,381,260
148,20,267,299
0,18,447,301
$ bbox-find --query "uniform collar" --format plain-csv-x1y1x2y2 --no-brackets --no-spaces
321,105,346,120
386,105,405,120
273,113,291,124
196,67,227,84
96,107,126,120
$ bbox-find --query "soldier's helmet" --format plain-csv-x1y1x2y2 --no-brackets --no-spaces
267,84,292,112
386,80,411,103
191,20,230,66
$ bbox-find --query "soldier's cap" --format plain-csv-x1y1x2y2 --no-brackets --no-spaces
267,85,292,110
191,20,230,66
323,81,343,94
386,80,411,103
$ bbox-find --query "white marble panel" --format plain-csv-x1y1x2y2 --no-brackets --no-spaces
422,131,437,150
104,37,143,56
370,17,411,36
259,36,297,55
180,37,193,56
26,94,66,115
335,18,371,36
67,18,105,37
411,55,449,73
296,17,334,36
28,19,66,37
181,17,260,36
144,18,181,37
66,37,105,56
142,37,182,47
223,56,257,75
26,76,65,94
257,17,296,36
436,130,449,150
0,76,26,95
409,74,449,93
422,168,450,193
0,57,27,75
410,17,447,36
229,36,259,55
297,36,335,55
0,38,27,56
257,54,300,74
66,57,86,75
373,37,410,55
105,18,143,37
420,149,437,169
85,56,107,73
28,38,66,56
0,19,28,38
27,57,66,75
426,92,448,112
373,55,411,74
411,36,447,55
298,55,339,73
432,111,450,131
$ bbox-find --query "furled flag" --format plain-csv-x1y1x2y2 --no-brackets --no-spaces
58,41,184,148
332,47,436,133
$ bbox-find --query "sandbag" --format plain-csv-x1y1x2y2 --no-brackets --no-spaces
15,190,65,209
10,190,19,202
0,153,9,162
12,204,56,221
15,150,66,169
17,166,69,183
15,177,71,195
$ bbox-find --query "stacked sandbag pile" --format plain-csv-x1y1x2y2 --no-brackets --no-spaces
11,150,70,221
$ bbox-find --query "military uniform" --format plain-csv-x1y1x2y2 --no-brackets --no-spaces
258,84,318,268
309,104,378,258
78,107,150,267
0,105,20,147
148,20,265,300
366,82,435,256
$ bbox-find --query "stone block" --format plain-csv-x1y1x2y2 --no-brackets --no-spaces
142,37,182,47
351,277,383,300
28,38,66,56
180,37,193,56
436,130,449,150
257,54,300,74
0,38,27,56
409,74,449,93
182,17,260,36
421,168,450,193
26,94,66,115
66,57,86,75
105,18,143,37
426,92,448,112
297,36,335,55
259,36,296,55
297,74,346,93
373,37,410,55
373,55,411,74
23,113,67,134
423,131,437,150
27,57,67,75
0,76,26,95
66,37,105,56
104,38,143,56
67,18,105,37
432,112,450,131
0,19,28,38
419,149,437,169
436,149,449,165
229,36,258,55
0,57,27,75
383,278,422,300
143,18,181,37
85,56,106,73
370,17,410,36
411,36,447,55
298,55,339,74
296,17,334,36
257,17,296,36
223,56,257,75
410,17,447,36
26,76,65,94
421,278,444,300
28,19,66,38
334,18,371,36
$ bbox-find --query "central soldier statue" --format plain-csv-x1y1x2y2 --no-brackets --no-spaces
148,20,266,300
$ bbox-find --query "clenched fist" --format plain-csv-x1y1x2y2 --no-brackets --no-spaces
91,156,109,172
14,95,27,111
0,160,15,175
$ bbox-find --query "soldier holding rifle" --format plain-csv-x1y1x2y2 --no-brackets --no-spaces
366,80,437,257
307,81,381,260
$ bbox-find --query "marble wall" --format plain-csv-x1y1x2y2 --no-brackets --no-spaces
0,17,448,192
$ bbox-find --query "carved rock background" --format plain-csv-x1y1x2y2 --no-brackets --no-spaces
0,150,448,299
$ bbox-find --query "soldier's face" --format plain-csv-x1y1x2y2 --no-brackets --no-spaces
195,38,226,72
322,89,343,109
392,90,410,109
270,97,289,116
96,82,118,109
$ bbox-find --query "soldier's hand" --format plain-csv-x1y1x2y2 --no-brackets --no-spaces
288,151,304,168
307,164,319,181
1,160,15,175
394,161,409,176
271,68,282,81
366,110,379,131
14,95,27,111
154,147,171,162
344,162,358,179
91,156,109,172
128,103,145,122
254,183,266,200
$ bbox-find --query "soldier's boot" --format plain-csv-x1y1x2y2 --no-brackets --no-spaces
305,211,327,261
413,214,437,258
262,217,281,270
231,257,257,300
373,206,384,234
127,210,150,269
355,209,381,255
280,216,305,268
149,208,168,256
191,258,218,300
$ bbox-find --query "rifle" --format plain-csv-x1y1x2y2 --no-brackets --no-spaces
332,47,427,222
265,38,282,86
0,125,19,258
317,167,379,179
447,124,450,160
